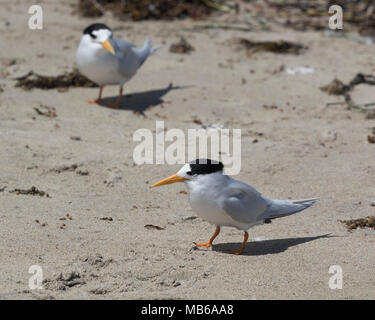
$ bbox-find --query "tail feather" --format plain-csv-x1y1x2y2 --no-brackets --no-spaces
137,37,152,66
260,197,319,221
136,37,163,66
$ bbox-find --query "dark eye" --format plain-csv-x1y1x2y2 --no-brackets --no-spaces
90,33,97,39
186,171,192,176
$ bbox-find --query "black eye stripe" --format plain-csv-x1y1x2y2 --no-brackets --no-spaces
90,33,97,39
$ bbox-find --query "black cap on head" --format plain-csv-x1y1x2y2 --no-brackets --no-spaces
83,23,112,38
187,159,224,176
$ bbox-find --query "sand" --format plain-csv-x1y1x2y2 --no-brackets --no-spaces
0,0,374,299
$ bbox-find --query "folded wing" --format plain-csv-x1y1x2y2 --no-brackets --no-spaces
221,180,318,224
220,181,269,224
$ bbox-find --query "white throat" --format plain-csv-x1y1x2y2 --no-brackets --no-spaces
185,171,229,193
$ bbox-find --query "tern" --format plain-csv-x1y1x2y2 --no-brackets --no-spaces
76,23,158,109
152,159,318,255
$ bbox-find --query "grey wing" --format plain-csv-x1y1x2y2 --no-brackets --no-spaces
113,38,141,78
220,181,270,224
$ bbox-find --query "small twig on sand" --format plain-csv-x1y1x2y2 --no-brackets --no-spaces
201,0,233,12
347,103,375,111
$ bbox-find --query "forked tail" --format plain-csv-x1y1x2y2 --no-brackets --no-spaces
260,197,319,221
137,37,163,66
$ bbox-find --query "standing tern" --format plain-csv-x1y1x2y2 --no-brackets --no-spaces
152,159,318,255
76,23,158,109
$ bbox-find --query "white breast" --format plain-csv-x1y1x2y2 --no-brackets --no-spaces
76,42,125,86
186,174,248,230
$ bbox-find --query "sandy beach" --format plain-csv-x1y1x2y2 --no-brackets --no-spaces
0,0,374,299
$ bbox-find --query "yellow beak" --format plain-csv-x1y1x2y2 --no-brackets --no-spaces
101,40,115,55
151,174,187,188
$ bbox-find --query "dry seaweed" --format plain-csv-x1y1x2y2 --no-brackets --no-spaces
9,186,50,197
339,216,375,231
262,0,375,36
349,73,375,87
320,79,350,96
170,37,195,54
77,0,215,20
75,0,375,34
34,105,57,118
321,73,375,105
321,79,351,103
14,69,97,90
77,0,104,17
237,38,307,56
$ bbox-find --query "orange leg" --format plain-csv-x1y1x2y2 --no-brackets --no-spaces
194,226,220,248
108,87,123,109
229,231,248,255
86,85,104,104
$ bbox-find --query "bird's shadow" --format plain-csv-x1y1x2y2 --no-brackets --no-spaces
211,234,335,256
99,83,190,115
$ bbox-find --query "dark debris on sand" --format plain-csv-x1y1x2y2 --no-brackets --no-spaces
236,38,307,56
339,216,375,231
144,224,165,230
9,186,50,197
76,0,375,36
14,69,97,90
261,0,375,36
50,164,80,174
321,79,351,97
77,0,214,20
368,135,375,144
321,73,375,103
34,105,57,118
170,37,195,54
100,217,113,221
368,127,375,144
